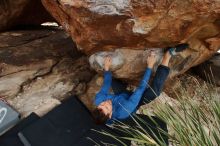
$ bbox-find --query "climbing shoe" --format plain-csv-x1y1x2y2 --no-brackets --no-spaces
167,43,189,56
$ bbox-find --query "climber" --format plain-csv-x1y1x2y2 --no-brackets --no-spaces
93,43,189,124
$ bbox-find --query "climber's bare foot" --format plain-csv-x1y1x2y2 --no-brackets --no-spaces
161,51,171,67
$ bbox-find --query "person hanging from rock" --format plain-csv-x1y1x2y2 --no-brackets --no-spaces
93,43,189,124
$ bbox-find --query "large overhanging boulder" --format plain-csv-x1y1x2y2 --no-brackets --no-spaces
42,0,220,80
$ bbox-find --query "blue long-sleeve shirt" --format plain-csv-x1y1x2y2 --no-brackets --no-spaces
94,68,152,121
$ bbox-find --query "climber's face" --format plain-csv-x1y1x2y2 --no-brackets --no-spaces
97,100,112,118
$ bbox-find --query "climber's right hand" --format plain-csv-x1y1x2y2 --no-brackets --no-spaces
104,56,112,71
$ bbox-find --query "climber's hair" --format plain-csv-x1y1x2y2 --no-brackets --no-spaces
92,107,110,125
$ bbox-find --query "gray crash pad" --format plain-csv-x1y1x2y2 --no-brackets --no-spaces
0,100,20,135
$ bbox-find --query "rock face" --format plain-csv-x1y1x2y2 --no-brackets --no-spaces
0,28,95,117
0,0,54,31
192,53,220,86
42,0,220,80
89,48,163,80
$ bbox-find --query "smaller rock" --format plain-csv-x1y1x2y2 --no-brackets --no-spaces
0,29,95,117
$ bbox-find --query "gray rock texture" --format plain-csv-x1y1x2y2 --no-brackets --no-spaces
0,29,95,117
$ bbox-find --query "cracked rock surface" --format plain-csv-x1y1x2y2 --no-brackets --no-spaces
0,28,95,117
42,0,220,80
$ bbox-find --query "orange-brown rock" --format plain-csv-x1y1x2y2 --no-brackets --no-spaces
0,0,55,31
42,0,220,80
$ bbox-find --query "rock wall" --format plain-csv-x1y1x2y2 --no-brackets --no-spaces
0,0,219,118
42,0,220,80
192,53,220,86
0,28,95,117
0,0,55,31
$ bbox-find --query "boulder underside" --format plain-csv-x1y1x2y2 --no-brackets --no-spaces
42,0,220,80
